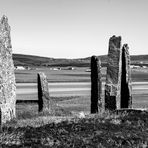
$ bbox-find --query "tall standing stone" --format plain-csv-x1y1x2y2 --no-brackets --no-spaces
105,36,122,110
91,56,102,113
37,72,52,112
120,44,132,108
0,15,16,123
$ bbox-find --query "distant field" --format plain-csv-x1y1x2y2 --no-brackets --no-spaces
15,67,148,114
15,67,148,83
15,67,91,83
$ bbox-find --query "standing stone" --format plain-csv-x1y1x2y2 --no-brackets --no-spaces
0,108,2,132
91,56,102,113
120,44,132,108
0,15,16,123
105,36,122,110
37,72,52,112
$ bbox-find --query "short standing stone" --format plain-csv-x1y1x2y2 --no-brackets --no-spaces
105,35,122,110
120,44,132,108
0,15,16,123
91,56,102,113
37,72,52,112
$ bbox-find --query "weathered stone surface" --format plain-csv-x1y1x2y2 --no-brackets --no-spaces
0,15,16,123
105,35,122,110
120,44,132,108
37,72,52,112
105,36,132,110
91,56,102,113
0,104,14,123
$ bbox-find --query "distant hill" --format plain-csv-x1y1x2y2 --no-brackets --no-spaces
12,54,148,67
13,54,91,67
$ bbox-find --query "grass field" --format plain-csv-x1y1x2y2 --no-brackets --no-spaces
1,67,148,147
1,109,148,147
15,67,148,111
15,67,92,83
15,67,148,83
15,67,148,113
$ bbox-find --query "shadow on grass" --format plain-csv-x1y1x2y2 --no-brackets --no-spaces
16,96,77,120
1,111,148,147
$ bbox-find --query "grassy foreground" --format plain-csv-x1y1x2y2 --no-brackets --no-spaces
1,109,148,147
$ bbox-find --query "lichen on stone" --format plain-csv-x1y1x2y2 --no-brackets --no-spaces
0,15,16,124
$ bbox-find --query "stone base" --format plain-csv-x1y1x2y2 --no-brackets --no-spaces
0,103,15,124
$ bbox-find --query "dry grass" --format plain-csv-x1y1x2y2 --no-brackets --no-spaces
1,110,148,147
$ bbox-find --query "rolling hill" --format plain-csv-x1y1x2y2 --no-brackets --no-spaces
12,54,148,67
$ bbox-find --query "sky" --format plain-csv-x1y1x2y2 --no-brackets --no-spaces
0,0,148,58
